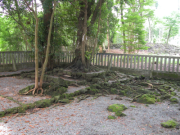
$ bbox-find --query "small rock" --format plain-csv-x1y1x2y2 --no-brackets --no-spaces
115,96,122,100
176,124,180,129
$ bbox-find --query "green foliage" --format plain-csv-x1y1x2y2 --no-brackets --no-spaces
119,0,155,53
85,51,92,60
163,12,180,44
0,15,25,51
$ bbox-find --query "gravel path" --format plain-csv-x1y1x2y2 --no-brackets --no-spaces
0,77,50,111
0,72,180,134
0,97,20,111
0,95,180,135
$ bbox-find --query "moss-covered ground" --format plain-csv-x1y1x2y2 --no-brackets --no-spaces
1,67,180,119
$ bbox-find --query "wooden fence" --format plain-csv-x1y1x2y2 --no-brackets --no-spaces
1,51,180,73
94,53,180,73
0,51,34,65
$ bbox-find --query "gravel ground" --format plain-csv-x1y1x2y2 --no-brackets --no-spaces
0,74,180,135
0,77,49,110
0,97,20,111
0,95,180,135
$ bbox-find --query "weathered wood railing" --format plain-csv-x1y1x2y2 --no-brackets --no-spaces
1,51,180,73
0,51,34,65
94,53,180,73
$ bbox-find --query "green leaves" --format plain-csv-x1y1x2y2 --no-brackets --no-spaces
162,12,180,44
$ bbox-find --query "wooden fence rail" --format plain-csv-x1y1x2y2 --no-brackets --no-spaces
0,51,34,65
1,51,180,73
94,53,180,73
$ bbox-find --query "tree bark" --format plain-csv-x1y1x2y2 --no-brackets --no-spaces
72,0,105,69
81,0,88,67
148,17,151,43
90,0,102,66
120,1,126,53
40,0,54,70
107,25,110,53
40,1,57,88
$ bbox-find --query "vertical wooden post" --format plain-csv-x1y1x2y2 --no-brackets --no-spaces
130,55,132,69
160,57,162,71
127,55,129,68
172,58,175,72
117,55,119,67
123,55,125,68
141,56,143,69
168,58,171,72
134,56,136,69
177,58,179,73
156,57,159,71
145,56,147,70
104,54,107,66
148,56,151,71
137,56,140,70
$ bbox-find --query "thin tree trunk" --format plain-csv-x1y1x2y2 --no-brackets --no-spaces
39,1,57,88
33,0,39,90
148,17,151,43
120,1,126,53
107,20,110,53
167,27,172,44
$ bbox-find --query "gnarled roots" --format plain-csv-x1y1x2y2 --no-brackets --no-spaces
24,87,43,96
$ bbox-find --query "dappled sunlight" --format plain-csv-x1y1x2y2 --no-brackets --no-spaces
0,123,12,135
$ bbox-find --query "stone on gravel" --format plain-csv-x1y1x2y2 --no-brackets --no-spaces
130,105,136,108
107,104,127,112
137,94,156,104
160,94,172,100
108,115,116,119
161,120,178,128
115,96,122,100
170,98,178,104
115,110,126,117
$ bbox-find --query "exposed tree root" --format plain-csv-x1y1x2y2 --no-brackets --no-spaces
24,87,43,96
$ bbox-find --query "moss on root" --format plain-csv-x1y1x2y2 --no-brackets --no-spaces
59,99,70,103
18,85,35,95
34,99,53,108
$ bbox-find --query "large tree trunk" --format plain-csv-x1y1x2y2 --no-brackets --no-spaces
81,0,88,67
70,0,105,70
